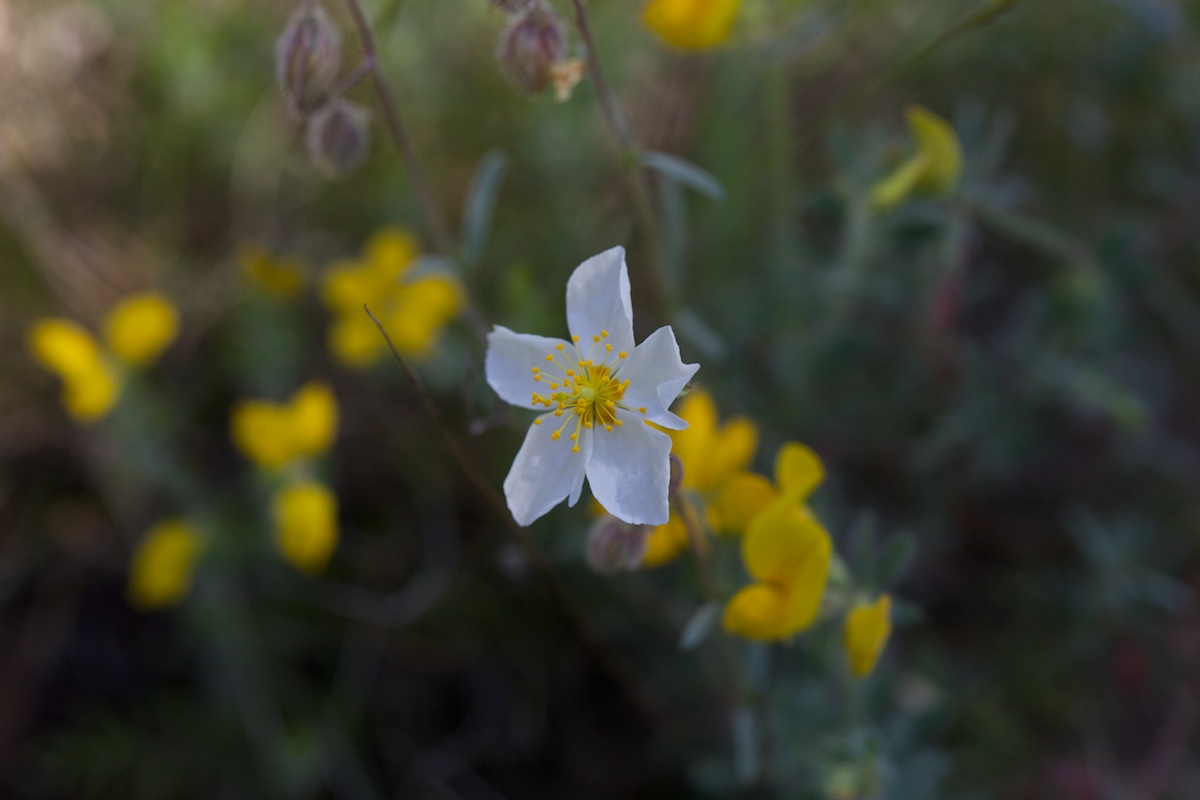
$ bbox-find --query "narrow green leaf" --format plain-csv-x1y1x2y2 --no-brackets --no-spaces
460,150,509,268
679,601,722,650
641,151,726,200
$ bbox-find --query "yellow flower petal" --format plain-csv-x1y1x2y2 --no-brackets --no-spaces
722,582,788,641
908,105,962,194
709,471,775,534
742,497,829,585
365,227,420,280
328,314,383,367
288,381,338,458
870,152,930,211
844,594,893,677
706,417,758,491
27,318,105,379
642,511,691,567
61,364,122,422
127,519,203,610
272,480,339,573
321,261,387,312
775,441,824,502
670,389,716,489
230,401,294,469
384,275,464,357
642,0,740,50
103,292,180,367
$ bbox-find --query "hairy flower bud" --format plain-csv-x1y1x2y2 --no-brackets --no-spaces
497,2,567,94
276,3,342,117
586,516,649,575
306,99,371,177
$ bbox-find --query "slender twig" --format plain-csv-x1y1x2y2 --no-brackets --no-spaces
342,0,455,253
568,0,670,323
677,493,717,599
365,305,665,724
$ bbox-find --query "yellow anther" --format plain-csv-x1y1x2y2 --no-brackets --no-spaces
593,335,600,343
572,335,579,343
566,369,575,376
556,343,565,351
551,431,560,441
550,383,558,389
533,375,541,382
531,367,539,373
615,420,623,427
639,407,647,413
533,418,543,425
618,351,627,359
572,445,580,453
545,355,554,361
605,344,612,352
601,330,609,338
569,433,578,441
605,425,613,432
555,410,564,417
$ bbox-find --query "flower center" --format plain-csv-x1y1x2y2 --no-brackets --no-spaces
527,330,647,453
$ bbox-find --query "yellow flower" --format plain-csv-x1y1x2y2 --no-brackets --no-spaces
671,389,757,495
708,440,824,534
870,105,963,211
231,381,339,470
643,0,740,50
127,519,203,610
272,480,339,573
239,243,308,299
321,227,464,367
27,318,122,422
844,594,892,677
642,511,691,567
103,292,180,367
722,495,832,641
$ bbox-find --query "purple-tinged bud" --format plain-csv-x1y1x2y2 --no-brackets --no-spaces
668,454,684,498
488,0,536,12
276,3,342,117
306,99,371,177
497,2,566,94
586,516,649,575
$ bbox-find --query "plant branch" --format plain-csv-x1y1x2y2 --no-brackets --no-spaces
342,0,455,253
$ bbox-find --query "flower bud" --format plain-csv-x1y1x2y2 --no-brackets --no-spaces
276,3,342,117
306,98,371,177
497,3,567,94
586,516,649,575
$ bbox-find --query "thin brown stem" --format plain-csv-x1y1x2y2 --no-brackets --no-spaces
342,0,455,253
568,0,670,324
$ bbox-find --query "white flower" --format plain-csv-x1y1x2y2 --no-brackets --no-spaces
486,247,700,526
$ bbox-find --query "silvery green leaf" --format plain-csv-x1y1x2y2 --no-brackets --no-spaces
641,151,725,200
679,601,722,650
461,150,509,268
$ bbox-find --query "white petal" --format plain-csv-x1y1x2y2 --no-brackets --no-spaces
565,246,635,357
586,421,673,526
486,326,573,410
617,326,699,430
503,415,593,526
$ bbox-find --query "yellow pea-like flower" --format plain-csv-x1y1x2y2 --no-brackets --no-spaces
27,318,122,422
670,389,758,496
321,227,463,367
844,594,893,677
709,471,775,533
722,495,832,641
230,382,339,470
272,480,339,573
642,511,691,567
103,291,180,367
642,0,741,50
127,519,203,610
870,105,963,211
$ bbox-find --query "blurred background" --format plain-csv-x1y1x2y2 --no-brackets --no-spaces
3,0,1200,797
